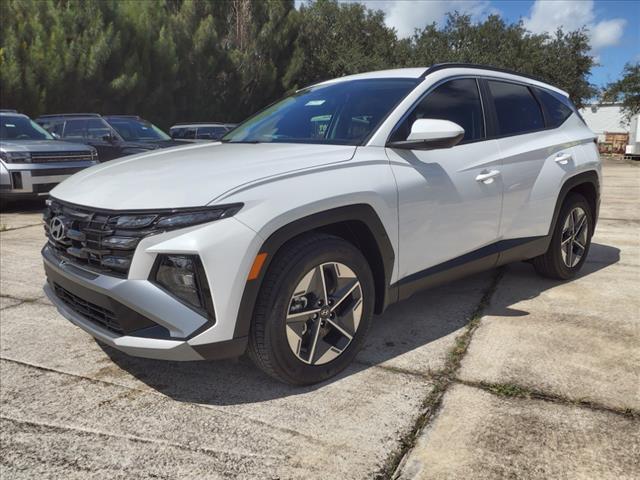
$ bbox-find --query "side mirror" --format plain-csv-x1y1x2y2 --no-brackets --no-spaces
102,133,114,142
387,119,465,150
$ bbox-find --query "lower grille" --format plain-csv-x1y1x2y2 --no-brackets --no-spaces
31,167,85,177
53,283,123,334
33,183,57,193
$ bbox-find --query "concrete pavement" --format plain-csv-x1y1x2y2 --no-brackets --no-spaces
1,158,638,479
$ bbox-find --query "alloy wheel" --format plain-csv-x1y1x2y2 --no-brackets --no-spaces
560,206,589,268
285,262,363,365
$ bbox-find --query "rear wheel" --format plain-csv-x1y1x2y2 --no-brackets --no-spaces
533,193,593,279
248,233,374,385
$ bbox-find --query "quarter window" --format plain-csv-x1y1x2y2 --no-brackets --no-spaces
488,80,544,136
534,88,573,128
391,78,485,144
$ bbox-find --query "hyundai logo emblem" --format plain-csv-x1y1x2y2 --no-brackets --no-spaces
49,217,67,241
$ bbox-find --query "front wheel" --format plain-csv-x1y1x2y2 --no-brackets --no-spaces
248,233,375,385
532,192,594,279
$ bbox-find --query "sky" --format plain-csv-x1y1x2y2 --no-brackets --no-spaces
296,0,640,88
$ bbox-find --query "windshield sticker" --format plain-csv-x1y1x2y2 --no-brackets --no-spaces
305,100,326,106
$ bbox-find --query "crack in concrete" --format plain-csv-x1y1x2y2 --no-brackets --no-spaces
455,379,640,420
0,222,43,233
0,356,335,450
0,414,286,461
0,294,48,311
354,360,435,381
374,267,506,480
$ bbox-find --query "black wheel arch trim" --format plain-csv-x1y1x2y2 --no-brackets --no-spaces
233,204,396,340
549,170,600,237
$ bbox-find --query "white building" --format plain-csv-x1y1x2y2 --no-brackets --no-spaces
579,103,630,142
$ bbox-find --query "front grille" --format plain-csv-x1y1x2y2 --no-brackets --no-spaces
31,151,94,163
44,200,150,277
44,199,237,278
53,283,123,334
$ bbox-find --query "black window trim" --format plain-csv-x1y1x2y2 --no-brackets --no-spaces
386,75,489,147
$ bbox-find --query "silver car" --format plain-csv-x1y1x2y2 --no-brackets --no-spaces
1,111,98,202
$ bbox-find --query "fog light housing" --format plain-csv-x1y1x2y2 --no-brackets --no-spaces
151,254,215,322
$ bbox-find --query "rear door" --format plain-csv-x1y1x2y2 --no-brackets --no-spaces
387,78,503,289
483,79,576,241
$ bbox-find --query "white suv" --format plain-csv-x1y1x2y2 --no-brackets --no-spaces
42,64,601,385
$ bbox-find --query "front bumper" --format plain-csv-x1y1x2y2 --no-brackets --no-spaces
1,161,97,198
43,233,250,361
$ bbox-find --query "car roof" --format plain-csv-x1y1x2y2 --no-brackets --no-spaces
37,113,102,119
311,63,568,97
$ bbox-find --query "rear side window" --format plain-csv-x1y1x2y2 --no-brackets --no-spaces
534,88,573,128
488,81,544,136
391,78,485,143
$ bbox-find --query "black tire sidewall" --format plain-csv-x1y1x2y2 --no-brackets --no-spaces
550,193,594,279
260,238,374,385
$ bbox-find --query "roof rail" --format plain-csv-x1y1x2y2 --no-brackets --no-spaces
37,113,102,118
422,63,551,85
0,109,18,113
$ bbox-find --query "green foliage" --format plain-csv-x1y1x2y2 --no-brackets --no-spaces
0,0,600,128
602,62,640,123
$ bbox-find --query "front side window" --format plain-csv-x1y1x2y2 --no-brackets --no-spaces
222,78,419,145
534,88,573,128
86,118,113,140
0,115,53,140
391,78,485,144
62,119,87,140
106,118,170,141
488,80,544,136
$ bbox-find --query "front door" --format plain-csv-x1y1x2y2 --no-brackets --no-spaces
386,78,503,291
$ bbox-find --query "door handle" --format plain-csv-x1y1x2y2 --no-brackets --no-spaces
555,153,572,165
475,170,500,184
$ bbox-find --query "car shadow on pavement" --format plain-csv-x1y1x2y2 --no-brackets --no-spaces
99,242,620,405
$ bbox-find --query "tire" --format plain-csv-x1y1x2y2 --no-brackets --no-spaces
248,233,375,385
532,192,594,279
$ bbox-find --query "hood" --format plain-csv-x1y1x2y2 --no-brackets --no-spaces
51,142,357,209
0,139,94,153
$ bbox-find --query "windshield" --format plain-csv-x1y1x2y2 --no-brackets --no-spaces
222,78,419,145
105,117,170,141
0,115,54,140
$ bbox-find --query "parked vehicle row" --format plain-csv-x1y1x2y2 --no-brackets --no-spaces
36,114,183,162
1,111,235,202
40,64,601,385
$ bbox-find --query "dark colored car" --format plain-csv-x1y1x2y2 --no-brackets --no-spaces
170,122,238,142
36,114,184,162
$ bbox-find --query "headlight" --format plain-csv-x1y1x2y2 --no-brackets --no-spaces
156,209,231,229
152,254,215,321
0,151,31,163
